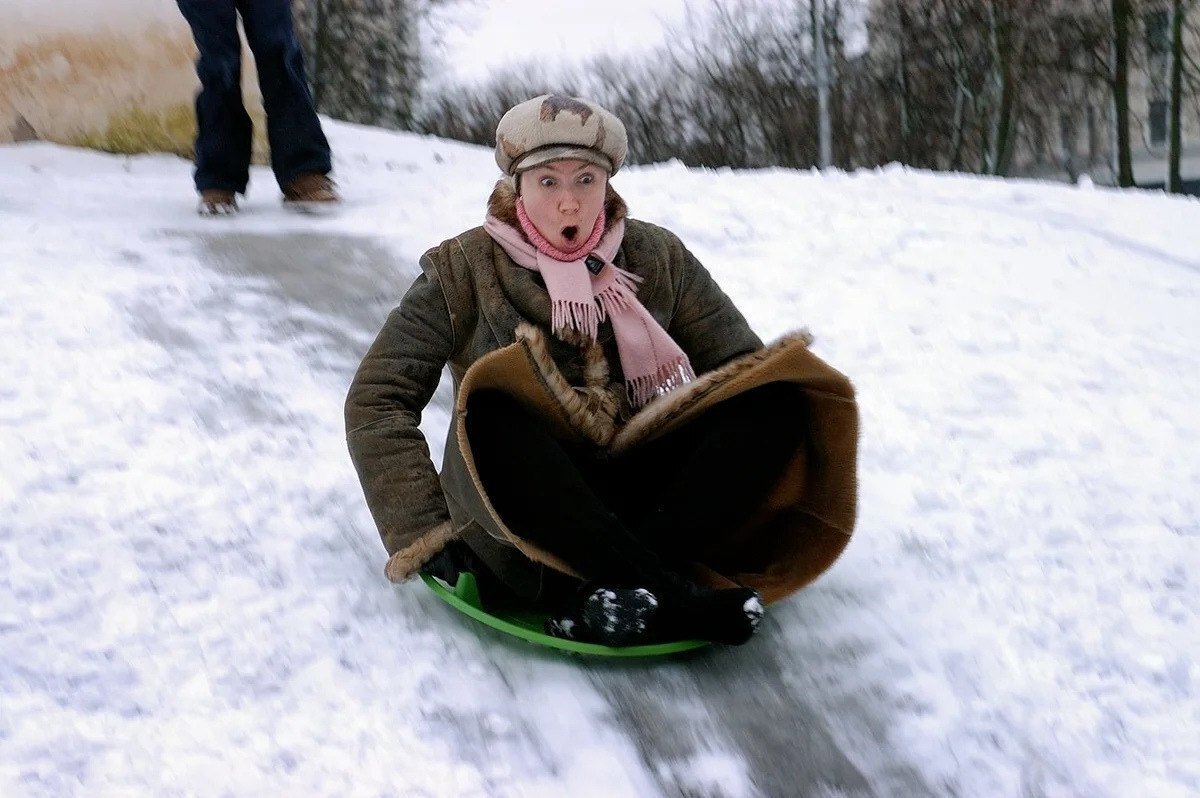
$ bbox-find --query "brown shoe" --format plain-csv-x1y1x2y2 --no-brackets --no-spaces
282,173,339,206
198,189,238,216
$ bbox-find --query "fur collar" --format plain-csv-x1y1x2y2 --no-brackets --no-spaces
486,176,628,234
513,321,815,453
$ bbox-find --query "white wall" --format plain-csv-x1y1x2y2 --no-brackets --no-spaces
0,0,263,150
1,0,183,36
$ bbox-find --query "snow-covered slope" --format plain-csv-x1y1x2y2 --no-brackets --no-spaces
1,121,1197,797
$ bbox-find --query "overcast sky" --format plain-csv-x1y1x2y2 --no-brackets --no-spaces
428,0,868,87
428,0,697,85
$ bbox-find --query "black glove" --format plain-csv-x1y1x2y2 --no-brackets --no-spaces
420,540,470,584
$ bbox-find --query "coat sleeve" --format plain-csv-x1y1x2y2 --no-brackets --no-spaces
667,237,763,374
345,260,458,583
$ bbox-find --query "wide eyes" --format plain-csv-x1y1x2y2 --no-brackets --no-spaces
537,173,599,189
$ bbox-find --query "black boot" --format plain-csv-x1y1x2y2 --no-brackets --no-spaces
651,574,764,646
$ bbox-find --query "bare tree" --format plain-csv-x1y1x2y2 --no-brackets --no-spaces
416,0,1194,190
293,0,425,129
866,0,1036,174
413,64,576,146
1186,4,1200,120
1168,0,1185,192
1112,0,1136,185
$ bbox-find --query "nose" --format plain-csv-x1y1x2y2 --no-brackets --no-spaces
558,189,580,215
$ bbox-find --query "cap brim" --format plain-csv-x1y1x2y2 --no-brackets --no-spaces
511,145,614,175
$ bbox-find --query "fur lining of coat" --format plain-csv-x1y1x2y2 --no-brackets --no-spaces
513,322,815,453
513,323,620,447
384,519,456,583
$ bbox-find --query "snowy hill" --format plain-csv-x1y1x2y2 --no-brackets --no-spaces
1,121,1198,797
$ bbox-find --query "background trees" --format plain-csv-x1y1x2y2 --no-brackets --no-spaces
297,0,1199,193
292,0,427,129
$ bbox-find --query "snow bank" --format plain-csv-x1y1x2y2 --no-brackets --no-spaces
1,122,1198,796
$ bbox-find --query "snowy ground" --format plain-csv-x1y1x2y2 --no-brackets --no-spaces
1,121,1198,797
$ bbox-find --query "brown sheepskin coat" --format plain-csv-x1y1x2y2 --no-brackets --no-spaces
345,180,859,604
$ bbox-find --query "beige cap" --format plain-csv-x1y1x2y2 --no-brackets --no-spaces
495,94,628,176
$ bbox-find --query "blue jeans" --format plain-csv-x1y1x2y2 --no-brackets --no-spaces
176,0,331,193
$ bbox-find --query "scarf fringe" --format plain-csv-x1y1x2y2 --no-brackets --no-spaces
594,265,642,320
555,265,643,340
627,357,697,408
552,299,602,341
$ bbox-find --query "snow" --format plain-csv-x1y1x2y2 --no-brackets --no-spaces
2,122,1199,796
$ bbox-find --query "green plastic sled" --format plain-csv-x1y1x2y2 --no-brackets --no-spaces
421,571,710,657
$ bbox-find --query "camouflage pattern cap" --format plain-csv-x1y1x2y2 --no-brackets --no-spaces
495,94,628,176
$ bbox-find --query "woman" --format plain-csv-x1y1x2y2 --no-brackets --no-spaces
346,95,859,647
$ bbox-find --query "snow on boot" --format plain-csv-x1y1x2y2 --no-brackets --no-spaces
581,587,659,647
546,586,659,647
545,613,583,641
198,189,237,216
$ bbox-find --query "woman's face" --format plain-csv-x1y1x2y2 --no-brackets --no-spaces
519,159,607,252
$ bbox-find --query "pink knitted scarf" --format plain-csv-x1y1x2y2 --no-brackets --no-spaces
484,201,695,408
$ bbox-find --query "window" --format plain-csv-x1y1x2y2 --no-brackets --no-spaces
1145,10,1170,55
1149,99,1168,146
1086,105,1098,161
1060,113,1074,159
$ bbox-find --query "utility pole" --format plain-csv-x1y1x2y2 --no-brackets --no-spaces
813,0,832,168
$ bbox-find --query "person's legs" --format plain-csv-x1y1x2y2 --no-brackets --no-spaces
176,0,252,194
625,382,809,557
236,0,332,190
466,390,762,645
466,391,664,586
467,390,669,645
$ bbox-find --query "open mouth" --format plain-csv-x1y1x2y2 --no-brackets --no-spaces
561,225,579,243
